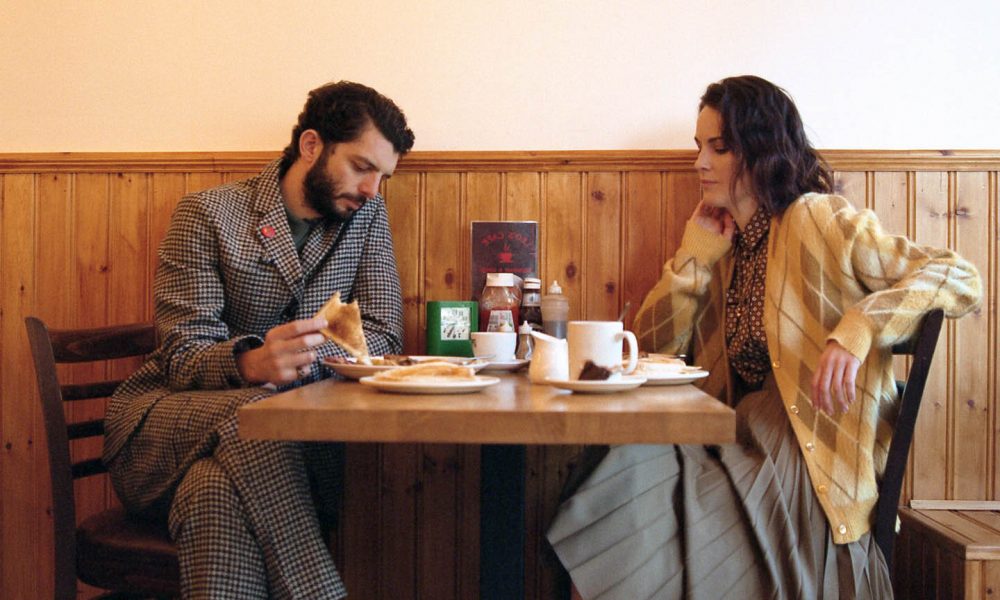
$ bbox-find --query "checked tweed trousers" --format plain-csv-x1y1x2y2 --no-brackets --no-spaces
108,387,347,599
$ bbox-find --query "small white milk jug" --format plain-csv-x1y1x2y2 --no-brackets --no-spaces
528,331,568,383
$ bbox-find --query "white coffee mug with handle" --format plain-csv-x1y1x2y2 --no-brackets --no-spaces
567,321,639,381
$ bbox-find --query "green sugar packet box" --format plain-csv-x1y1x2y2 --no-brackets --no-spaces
426,301,478,357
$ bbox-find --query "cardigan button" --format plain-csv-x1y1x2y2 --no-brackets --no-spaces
817,484,827,494
805,442,815,451
838,524,847,535
790,405,799,414
771,360,781,369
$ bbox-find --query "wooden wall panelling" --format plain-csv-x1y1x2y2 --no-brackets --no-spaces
871,172,915,503
623,171,664,323
585,172,622,321
148,173,186,311
341,441,380,594
953,172,992,500
415,172,465,598
385,173,423,354
662,171,700,264
2,173,39,600
70,173,116,599
0,173,4,592
992,170,1000,503
833,170,868,211
374,172,424,599
3,151,1000,600
543,173,583,321
913,171,953,501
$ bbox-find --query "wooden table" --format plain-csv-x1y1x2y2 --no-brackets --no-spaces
239,373,735,599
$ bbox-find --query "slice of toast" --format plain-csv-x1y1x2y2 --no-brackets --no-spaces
372,361,477,382
315,292,371,364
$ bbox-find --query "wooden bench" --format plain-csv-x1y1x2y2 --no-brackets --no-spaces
894,501,1000,599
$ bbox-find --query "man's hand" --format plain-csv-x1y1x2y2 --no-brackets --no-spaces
236,316,328,385
691,200,736,241
810,340,862,416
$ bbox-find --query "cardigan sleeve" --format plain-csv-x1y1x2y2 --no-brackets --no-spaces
824,196,983,359
633,219,732,354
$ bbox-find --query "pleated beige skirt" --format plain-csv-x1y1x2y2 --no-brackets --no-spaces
547,376,893,599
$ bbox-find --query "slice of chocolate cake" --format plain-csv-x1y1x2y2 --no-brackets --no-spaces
578,360,614,381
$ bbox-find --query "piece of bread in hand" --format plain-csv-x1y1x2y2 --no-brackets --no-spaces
372,361,477,382
315,291,371,364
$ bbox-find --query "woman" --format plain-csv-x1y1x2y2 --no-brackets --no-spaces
546,76,982,599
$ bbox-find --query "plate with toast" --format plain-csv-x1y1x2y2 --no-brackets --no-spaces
358,361,500,394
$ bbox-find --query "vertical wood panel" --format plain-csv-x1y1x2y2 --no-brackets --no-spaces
585,173,621,320
913,172,952,500
149,173,186,311
623,172,663,326
834,171,868,210
0,173,4,579
418,444,461,600
342,443,381,596
953,172,991,499
379,443,418,599
384,173,422,353
67,173,112,565
544,173,583,321
662,171,698,264
1,174,39,600
467,173,502,300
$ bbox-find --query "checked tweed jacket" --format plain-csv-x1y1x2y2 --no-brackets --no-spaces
633,192,982,543
105,159,403,464
102,159,403,598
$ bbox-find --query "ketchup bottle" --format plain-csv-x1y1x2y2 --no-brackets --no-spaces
479,273,519,332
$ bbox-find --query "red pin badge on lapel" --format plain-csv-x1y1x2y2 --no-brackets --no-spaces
261,225,276,238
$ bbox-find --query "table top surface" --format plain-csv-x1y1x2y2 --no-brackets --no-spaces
238,372,735,445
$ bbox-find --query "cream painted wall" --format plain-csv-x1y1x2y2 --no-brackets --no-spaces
1,0,998,152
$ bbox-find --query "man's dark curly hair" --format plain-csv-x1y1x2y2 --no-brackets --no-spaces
700,75,832,215
280,81,415,173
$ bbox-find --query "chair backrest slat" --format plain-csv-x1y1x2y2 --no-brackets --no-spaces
874,308,944,568
61,380,126,401
71,458,107,479
49,323,157,363
67,419,104,441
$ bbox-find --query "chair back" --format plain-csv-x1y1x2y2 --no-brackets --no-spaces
24,316,157,600
874,308,944,567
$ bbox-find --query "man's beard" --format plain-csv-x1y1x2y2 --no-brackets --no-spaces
303,160,365,223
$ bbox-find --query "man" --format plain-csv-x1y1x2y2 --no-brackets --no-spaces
104,81,414,599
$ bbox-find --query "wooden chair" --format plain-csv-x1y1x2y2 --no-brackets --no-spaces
874,307,945,568
25,316,180,599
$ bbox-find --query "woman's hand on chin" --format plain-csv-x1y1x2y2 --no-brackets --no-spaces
692,201,736,241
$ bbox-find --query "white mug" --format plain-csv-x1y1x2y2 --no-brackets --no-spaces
471,331,517,362
567,321,638,381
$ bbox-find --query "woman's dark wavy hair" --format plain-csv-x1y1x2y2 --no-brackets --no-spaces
699,75,832,215
280,81,415,174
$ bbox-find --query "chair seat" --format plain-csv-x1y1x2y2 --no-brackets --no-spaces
76,507,180,595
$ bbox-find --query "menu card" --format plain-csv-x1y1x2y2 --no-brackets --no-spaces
470,221,538,300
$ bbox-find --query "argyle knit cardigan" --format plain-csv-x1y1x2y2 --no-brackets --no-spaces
633,193,982,543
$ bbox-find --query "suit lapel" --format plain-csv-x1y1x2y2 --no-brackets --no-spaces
252,162,306,302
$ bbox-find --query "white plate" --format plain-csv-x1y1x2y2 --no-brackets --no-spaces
358,375,501,394
641,370,709,386
324,356,487,380
478,358,530,372
545,375,647,393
